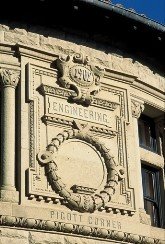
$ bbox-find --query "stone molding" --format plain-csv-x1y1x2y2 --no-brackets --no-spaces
0,68,20,88
38,84,119,111
131,100,144,119
27,192,135,216
0,214,164,244
42,115,117,138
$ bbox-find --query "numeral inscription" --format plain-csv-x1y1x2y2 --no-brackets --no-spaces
70,65,94,85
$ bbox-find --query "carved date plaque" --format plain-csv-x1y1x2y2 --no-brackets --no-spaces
69,65,94,86
56,53,104,105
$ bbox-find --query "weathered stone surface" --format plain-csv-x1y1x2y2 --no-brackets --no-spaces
0,24,10,31
0,228,121,244
4,30,39,46
0,18,164,244
29,231,64,244
0,228,28,244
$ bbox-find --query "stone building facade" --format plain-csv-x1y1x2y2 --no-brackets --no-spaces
0,1,164,243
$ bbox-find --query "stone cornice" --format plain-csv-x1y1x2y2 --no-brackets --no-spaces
131,99,144,119
17,43,58,63
104,67,136,85
0,42,16,55
0,68,20,88
0,27,164,93
131,79,165,101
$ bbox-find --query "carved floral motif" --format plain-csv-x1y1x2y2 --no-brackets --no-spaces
56,53,104,105
0,68,20,88
37,124,125,213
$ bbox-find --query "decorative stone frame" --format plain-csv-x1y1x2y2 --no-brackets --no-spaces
38,126,125,213
26,62,135,215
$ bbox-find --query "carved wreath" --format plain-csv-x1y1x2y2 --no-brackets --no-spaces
38,127,125,213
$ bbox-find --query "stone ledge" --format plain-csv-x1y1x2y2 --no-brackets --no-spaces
140,147,164,168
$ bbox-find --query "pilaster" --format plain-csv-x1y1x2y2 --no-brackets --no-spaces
131,99,145,215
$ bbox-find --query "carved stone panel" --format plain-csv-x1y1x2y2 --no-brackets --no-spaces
26,60,135,217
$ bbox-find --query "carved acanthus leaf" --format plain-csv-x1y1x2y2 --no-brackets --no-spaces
0,68,20,88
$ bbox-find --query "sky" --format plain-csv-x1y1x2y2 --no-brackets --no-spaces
111,0,165,25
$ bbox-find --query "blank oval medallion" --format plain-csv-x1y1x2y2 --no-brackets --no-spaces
54,139,106,191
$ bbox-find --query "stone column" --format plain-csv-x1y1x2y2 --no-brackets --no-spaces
0,68,20,202
131,99,144,210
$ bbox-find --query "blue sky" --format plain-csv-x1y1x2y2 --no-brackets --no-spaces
111,0,165,24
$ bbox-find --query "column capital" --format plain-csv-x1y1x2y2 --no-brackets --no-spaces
0,68,20,88
131,99,144,119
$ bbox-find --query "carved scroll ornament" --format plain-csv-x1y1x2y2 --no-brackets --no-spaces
56,53,104,106
38,126,125,213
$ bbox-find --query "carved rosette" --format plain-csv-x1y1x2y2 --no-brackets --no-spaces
56,53,104,105
38,126,125,213
131,100,144,118
0,68,20,88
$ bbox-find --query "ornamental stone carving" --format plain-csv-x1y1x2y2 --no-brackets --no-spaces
131,100,144,118
0,214,161,244
0,68,20,88
56,53,104,105
37,123,125,213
